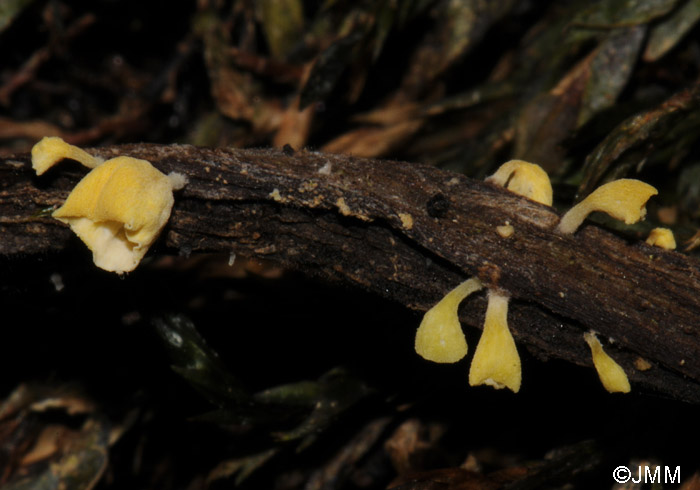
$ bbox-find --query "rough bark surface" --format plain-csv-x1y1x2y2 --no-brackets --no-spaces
2,144,699,402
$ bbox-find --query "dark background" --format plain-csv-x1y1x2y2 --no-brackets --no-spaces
2,1,700,488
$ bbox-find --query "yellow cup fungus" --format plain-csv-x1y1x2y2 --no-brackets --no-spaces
557,179,658,234
646,227,676,250
583,331,631,393
486,160,553,206
31,137,186,273
468,291,521,392
415,278,483,363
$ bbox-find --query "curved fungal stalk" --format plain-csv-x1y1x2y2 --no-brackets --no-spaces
485,160,553,206
415,278,483,363
646,227,676,250
583,332,631,393
468,290,521,392
557,179,658,234
31,136,104,175
32,138,186,273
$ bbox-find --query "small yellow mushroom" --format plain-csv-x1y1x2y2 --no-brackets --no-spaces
646,227,676,250
583,331,631,393
485,160,553,206
32,138,186,273
468,290,521,392
496,224,514,238
31,136,103,175
557,179,658,234
415,278,483,363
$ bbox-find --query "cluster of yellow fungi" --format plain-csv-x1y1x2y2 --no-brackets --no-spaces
31,137,186,273
28,136,666,394
416,159,667,394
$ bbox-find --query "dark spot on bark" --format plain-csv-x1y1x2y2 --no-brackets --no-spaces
282,144,296,156
426,193,449,218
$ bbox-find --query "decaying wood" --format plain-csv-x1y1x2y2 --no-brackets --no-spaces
2,144,700,403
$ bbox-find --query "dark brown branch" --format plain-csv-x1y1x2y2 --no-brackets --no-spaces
2,144,700,402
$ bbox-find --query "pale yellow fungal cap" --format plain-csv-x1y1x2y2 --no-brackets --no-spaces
646,227,676,250
415,278,483,363
557,179,658,234
52,156,176,273
496,224,514,238
31,136,103,175
583,331,631,393
468,291,521,392
486,160,553,206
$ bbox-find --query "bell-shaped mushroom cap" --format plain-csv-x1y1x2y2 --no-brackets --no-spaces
415,278,483,363
557,179,658,234
31,136,103,175
485,160,553,206
468,290,521,392
583,332,631,393
52,156,175,273
646,227,676,250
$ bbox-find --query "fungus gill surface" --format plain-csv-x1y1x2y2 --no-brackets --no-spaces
468,290,521,393
584,332,631,394
415,278,483,363
31,137,185,273
557,179,658,234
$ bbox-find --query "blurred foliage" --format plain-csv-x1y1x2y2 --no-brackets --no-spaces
154,314,372,441
153,313,374,483
4,0,700,488
0,384,114,490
